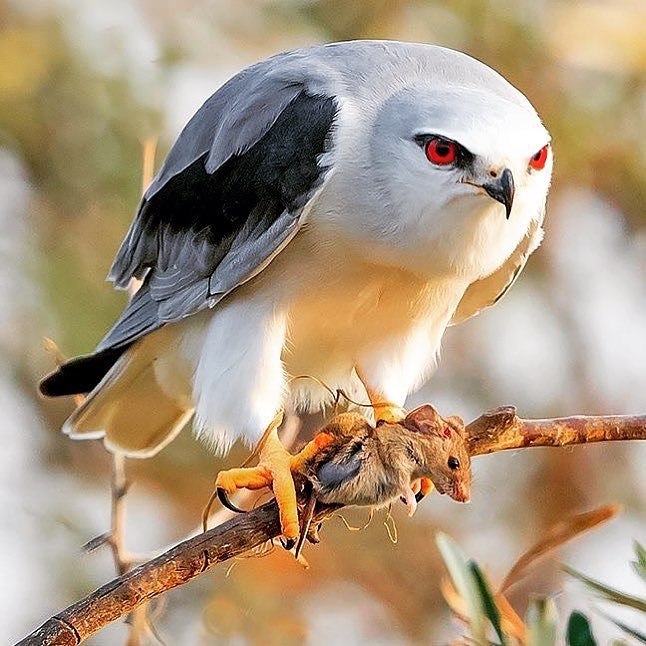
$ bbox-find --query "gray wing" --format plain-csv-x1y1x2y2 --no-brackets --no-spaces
450,218,544,325
97,75,337,352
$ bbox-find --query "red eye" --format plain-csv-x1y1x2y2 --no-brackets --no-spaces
425,137,458,165
529,144,549,170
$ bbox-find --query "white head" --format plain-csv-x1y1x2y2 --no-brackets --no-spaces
328,81,552,280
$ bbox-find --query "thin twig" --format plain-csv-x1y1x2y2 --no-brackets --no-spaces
108,454,130,576
105,454,151,646
17,408,646,645
113,139,158,645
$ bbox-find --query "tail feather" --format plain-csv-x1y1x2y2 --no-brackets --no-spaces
63,326,195,458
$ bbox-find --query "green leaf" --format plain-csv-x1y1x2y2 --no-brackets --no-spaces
564,565,646,613
632,541,646,583
469,560,507,645
567,611,597,646
436,533,487,644
526,597,558,646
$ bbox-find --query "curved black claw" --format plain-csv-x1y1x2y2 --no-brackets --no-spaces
294,480,317,558
217,487,248,514
280,537,297,551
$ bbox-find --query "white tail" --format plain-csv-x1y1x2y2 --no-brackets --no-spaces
64,326,195,458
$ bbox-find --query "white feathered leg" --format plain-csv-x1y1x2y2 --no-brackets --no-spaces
355,322,443,421
192,290,288,454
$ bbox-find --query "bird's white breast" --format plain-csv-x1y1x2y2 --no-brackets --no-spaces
249,222,471,411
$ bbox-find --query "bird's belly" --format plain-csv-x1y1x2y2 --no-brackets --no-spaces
285,278,384,378
281,263,466,409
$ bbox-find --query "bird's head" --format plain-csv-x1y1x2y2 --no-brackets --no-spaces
341,82,552,279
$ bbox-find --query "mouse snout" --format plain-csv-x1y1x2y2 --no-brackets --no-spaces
449,481,470,503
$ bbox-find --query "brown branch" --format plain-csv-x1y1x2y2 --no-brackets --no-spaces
107,454,131,576
17,499,332,646
466,407,646,456
17,408,646,645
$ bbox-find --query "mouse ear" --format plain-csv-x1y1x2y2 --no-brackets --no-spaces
402,405,466,440
402,404,446,437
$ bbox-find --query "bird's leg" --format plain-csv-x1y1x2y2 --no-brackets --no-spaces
215,412,334,545
258,422,301,542
355,371,406,423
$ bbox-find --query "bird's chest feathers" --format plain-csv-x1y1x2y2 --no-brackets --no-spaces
433,194,537,281
283,257,465,374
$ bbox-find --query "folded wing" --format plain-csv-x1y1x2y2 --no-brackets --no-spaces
41,71,337,397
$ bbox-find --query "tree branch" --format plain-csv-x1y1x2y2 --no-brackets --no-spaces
17,408,646,645
466,407,646,456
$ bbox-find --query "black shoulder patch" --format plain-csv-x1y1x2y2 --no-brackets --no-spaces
132,91,336,265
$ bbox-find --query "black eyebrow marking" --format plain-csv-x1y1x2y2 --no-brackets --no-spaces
413,133,474,169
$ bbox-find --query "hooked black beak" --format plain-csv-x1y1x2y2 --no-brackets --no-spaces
482,168,515,219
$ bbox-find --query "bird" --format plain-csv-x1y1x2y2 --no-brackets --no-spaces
40,40,552,542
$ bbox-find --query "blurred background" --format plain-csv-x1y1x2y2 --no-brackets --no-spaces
1,0,644,643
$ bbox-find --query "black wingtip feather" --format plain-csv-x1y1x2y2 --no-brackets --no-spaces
39,346,128,397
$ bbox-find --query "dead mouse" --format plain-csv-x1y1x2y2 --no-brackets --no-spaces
300,404,471,514
216,404,471,555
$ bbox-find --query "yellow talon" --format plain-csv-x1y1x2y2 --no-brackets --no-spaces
214,412,307,542
411,475,435,499
419,476,434,497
